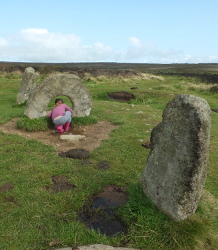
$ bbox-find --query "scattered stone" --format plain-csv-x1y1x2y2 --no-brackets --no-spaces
0,182,14,192
16,67,36,104
60,134,85,142
59,148,90,159
130,87,138,89
58,245,138,250
24,73,92,119
135,111,143,114
96,161,110,170
141,94,211,221
108,91,135,102
50,175,76,193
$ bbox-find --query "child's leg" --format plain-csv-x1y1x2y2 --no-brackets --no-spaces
57,125,64,133
53,112,72,132
56,111,72,124
63,111,72,132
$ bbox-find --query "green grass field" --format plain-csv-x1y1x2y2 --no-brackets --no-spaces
0,70,217,249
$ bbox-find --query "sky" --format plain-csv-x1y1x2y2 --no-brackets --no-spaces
0,0,217,63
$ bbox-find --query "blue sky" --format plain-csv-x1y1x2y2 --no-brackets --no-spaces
0,0,217,63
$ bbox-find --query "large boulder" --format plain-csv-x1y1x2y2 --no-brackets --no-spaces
24,74,92,119
16,67,36,104
141,94,211,221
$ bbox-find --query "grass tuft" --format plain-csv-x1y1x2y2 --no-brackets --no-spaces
72,115,98,126
17,116,53,131
17,115,98,132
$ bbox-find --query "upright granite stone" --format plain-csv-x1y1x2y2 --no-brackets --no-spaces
141,94,211,221
24,74,92,119
16,67,36,104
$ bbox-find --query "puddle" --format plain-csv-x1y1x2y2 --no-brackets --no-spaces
78,185,128,236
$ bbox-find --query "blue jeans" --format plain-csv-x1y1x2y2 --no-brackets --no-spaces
53,111,72,126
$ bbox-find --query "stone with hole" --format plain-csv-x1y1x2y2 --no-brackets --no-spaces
24,73,92,119
16,67,37,104
141,94,211,221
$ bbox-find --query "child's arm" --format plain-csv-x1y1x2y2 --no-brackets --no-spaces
47,111,52,117
65,104,74,116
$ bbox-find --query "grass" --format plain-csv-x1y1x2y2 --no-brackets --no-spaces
0,70,217,249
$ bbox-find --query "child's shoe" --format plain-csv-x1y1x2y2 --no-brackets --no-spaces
57,125,64,133
64,122,71,132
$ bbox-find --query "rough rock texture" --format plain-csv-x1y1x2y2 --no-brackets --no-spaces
24,74,92,119
16,67,36,104
141,94,211,221
60,134,85,142
58,245,138,250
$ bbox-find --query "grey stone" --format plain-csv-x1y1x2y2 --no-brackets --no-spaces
141,94,211,221
60,134,85,141
24,74,92,119
16,67,36,104
58,245,138,250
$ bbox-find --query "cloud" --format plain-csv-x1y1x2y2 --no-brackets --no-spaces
0,29,217,63
0,28,110,62
0,37,8,47
129,37,143,47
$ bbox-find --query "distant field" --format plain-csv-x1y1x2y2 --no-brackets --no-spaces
0,61,218,73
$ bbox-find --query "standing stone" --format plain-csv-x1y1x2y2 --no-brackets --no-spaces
141,94,211,221
24,73,92,119
16,67,36,104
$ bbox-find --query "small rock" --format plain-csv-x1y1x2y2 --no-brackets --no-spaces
58,246,138,250
60,134,85,142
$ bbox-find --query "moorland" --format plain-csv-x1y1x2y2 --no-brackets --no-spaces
0,62,218,249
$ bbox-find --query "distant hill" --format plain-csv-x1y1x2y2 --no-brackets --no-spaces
1,62,218,83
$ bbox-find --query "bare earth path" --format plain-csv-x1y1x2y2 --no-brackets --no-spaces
0,118,118,153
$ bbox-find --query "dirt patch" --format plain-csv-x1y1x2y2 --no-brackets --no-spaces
59,148,90,159
108,91,135,102
0,118,118,153
141,141,151,148
96,161,110,170
0,182,14,192
50,175,76,193
211,108,218,113
78,185,128,236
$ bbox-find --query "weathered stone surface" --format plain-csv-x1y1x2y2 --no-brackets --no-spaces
16,67,36,104
24,74,92,119
58,245,138,250
60,134,85,141
141,94,211,221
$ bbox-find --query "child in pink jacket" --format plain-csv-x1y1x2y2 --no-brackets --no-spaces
48,98,73,133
